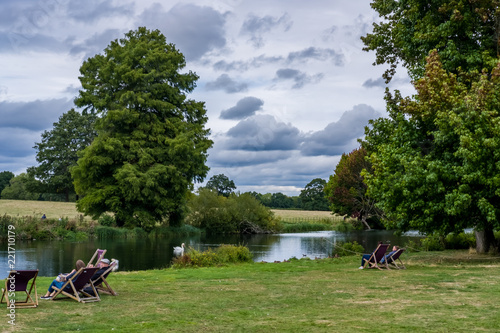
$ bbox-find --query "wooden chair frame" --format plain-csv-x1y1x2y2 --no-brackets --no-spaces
385,248,406,269
87,248,107,268
362,243,390,270
1,270,38,308
92,261,118,296
52,267,100,303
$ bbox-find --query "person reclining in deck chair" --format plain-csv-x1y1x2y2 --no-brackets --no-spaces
380,246,400,264
359,241,383,269
83,258,111,296
40,259,86,299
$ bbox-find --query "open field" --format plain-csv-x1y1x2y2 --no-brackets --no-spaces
3,251,500,332
0,199,91,221
0,200,338,223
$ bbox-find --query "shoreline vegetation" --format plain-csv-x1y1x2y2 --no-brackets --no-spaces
0,199,350,241
4,253,500,332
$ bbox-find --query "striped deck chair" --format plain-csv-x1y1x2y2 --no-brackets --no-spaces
1,270,39,308
52,267,100,303
362,243,390,270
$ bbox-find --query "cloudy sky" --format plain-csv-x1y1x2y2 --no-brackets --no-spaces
0,0,414,196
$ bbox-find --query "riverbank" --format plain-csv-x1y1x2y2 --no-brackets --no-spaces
4,251,500,332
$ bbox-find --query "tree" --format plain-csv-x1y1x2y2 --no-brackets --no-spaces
205,174,236,197
363,51,500,252
0,171,14,198
269,192,294,209
26,109,96,202
1,173,39,200
361,0,500,82
325,148,382,229
299,178,330,211
71,27,213,229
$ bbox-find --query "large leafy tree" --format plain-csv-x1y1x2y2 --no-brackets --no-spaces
71,27,213,229
205,174,236,197
364,51,500,252
325,148,381,229
299,178,329,211
361,0,500,82
1,173,39,200
27,109,96,202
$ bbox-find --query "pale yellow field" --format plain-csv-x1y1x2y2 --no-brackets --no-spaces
0,199,88,220
271,209,342,222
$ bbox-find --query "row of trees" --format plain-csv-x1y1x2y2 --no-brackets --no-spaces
324,0,500,253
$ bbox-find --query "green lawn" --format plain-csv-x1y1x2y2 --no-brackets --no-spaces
3,251,500,332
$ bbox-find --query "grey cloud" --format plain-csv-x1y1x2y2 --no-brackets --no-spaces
208,149,291,167
205,74,247,93
0,128,40,158
225,115,301,151
137,3,226,61
363,77,386,88
67,0,133,22
240,13,292,48
213,55,283,72
287,47,344,66
0,31,68,53
220,97,264,120
301,104,381,156
0,98,73,131
69,28,123,59
275,68,324,89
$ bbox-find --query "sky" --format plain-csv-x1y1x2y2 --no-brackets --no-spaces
0,0,415,196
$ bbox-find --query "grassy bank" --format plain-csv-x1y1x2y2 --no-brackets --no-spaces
4,251,500,332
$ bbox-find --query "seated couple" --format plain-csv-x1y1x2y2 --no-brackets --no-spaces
359,245,399,269
40,258,111,299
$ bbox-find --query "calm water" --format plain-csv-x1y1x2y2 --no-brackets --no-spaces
0,230,422,279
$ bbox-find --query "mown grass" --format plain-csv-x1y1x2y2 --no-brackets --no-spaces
0,199,92,221
4,250,500,332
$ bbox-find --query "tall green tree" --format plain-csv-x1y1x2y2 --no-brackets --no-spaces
71,27,213,229
362,0,500,82
27,109,96,202
0,171,14,198
299,178,329,211
363,51,500,252
325,148,381,229
1,173,39,200
205,174,236,197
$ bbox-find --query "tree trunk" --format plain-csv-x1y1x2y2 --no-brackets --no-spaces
475,226,496,253
360,216,371,230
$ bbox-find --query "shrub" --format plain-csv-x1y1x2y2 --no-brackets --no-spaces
445,232,476,249
99,214,115,227
172,244,253,268
420,233,445,251
332,241,364,257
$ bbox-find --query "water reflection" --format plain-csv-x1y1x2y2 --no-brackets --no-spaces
0,230,423,279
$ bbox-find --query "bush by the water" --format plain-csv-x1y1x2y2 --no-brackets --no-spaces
405,231,479,252
331,241,364,257
186,189,282,234
171,244,253,268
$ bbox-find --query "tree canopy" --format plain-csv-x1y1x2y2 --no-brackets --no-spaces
71,27,213,229
0,171,14,198
299,178,330,211
361,0,500,82
205,174,236,197
325,148,381,229
363,51,500,252
27,109,96,202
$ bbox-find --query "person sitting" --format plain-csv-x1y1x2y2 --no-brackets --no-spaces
91,258,110,282
40,259,86,299
359,241,383,269
380,246,400,264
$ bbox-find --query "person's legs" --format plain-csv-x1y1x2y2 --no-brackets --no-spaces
360,254,371,267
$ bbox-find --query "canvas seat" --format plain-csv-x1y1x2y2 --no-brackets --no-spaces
52,267,100,303
384,248,406,269
1,270,39,308
362,243,390,270
91,260,118,296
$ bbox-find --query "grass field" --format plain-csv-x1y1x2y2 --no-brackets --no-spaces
3,251,500,332
0,199,338,223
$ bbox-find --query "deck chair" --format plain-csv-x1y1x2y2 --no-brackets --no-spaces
385,248,406,269
88,248,107,267
362,243,390,270
52,267,100,303
91,260,118,296
1,270,38,308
